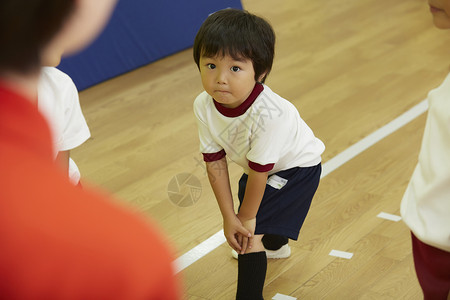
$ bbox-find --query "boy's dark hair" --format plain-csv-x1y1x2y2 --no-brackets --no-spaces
193,8,275,83
0,0,75,74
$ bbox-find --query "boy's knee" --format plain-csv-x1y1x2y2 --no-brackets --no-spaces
262,234,288,250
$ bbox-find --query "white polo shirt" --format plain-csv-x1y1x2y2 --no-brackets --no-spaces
194,83,324,174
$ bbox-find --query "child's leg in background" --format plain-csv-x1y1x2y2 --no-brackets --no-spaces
236,234,266,300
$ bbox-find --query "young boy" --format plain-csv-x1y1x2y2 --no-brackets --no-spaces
0,1,180,298
193,9,325,299
400,1,450,298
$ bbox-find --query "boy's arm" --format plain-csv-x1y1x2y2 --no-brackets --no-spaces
206,157,251,252
237,169,268,221
237,169,268,252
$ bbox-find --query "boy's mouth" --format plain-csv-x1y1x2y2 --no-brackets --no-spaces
215,90,231,94
429,4,443,13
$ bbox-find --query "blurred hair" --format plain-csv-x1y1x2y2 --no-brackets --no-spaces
0,0,75,74
193,8,275,83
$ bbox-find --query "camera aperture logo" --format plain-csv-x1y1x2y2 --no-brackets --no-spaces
167,173,202,207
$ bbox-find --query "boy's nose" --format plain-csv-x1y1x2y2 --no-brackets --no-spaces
216,71,227,84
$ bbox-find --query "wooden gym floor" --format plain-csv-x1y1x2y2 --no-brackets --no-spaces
72,0,450,298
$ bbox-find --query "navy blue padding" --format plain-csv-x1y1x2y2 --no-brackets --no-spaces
58,0,243,90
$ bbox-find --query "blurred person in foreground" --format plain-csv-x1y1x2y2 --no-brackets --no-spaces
0,1,181,299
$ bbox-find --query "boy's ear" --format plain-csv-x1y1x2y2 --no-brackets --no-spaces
257,71,268,83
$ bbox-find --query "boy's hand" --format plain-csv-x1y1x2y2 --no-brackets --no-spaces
237,214,256,254
223,215,252,253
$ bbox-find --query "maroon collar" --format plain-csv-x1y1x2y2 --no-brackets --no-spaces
213,83,264,117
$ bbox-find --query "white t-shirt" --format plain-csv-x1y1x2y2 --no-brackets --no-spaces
37,67,91,185
401,73,450,252
194,83,325,174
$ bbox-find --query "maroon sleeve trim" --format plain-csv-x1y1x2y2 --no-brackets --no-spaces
202,149,226,162
248,161,275,172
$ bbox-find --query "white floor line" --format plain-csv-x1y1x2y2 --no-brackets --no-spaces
272,293,297,300
173,99,428,274
174,230,226,274
320,99,428,178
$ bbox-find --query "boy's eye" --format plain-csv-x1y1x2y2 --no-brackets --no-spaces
231,66,240,72
207,63,216,69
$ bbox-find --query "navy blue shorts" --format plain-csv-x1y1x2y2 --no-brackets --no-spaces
238,164,321,240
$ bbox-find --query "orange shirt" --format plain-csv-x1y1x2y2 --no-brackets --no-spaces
0,85,181,299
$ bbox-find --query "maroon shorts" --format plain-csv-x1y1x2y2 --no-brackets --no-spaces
411,232,450,299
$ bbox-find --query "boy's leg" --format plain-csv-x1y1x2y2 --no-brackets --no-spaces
231,234,290,259
262,234,288,250
236,235,266,300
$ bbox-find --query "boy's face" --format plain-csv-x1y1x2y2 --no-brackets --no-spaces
429,0,450,28
199,54,263,108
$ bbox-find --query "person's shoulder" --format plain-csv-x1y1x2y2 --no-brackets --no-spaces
194,90,210,103
253,84,294,120
4,173,178,298
40,67,77,95
77,188,178,295
259,84,294,105
48,174,176,279
41,66,73,82
431,72,450,95
193,90,212,111
257,84,284,104
75,186,170,247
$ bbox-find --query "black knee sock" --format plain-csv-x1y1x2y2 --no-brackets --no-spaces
262,234,288,251
236,251,267,300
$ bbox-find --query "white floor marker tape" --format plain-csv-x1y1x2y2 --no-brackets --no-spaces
377,212,402,222
173,230,226,274
329,250,354,259
174,99,428,273
272,293,297,300
320,99,428,178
